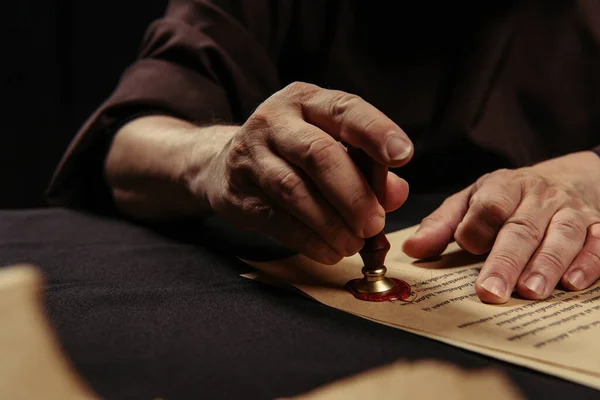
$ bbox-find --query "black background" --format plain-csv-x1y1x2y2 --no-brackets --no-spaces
2,0,167,208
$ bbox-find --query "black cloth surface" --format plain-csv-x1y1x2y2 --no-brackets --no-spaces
0,193,598,399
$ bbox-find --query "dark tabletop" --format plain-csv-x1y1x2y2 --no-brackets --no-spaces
0,193,597,400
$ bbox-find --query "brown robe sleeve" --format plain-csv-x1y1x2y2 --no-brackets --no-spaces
46,0,294,214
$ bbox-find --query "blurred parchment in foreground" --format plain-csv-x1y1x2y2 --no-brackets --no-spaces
0,265,97,400
287,359,524,400
0,263,524,400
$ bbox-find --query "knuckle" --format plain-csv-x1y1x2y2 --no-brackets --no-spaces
470,193,513,224
490,250,523,277
361,115,384,134
282,81,318,102
246,107,274,129
300,136,341,172
285,81,310,93
491,168,513,180
536,250,567,274
542,185,571,207
513,168,533,180
580,249,600,267
496,168,513,176
520,173,547,194
454,222,495,254
551,212,586,236
543,184,561,199
349,187,372,209
477,168,512,186
504,215,543,244
329,92,362,122
273,170,308,204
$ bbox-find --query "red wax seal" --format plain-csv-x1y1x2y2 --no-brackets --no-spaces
345,278,412,302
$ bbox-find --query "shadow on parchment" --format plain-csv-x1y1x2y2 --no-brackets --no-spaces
411,248,488,270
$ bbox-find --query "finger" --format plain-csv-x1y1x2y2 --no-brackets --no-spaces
516,209,587,299
475,194,558,304
270,119,385,239
263,206,345,265
383,171,409,212
251,146,364,256
279,82,413,167
454,176,521,255
219,193,344,265
562,223,600,291
403,187,471,259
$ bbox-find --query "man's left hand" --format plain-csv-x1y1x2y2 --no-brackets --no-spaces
403,151,600,304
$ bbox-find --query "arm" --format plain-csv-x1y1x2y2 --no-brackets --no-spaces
106,79,414,265
104,115,237,222
46,0,294,214
45,0,415,266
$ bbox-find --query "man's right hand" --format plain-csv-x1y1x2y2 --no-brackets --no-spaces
189,82,413,264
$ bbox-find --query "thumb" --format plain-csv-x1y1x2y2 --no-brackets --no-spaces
403,187,472,259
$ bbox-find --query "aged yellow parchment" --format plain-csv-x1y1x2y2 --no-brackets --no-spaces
242,269,600,390
241,225,600,391
0,265,98,399
287,359,525,400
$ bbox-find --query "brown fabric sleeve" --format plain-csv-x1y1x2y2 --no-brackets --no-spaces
46,0,294,214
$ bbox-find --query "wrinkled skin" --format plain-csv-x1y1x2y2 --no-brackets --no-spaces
195,81,600,304
201,82,412,264
404,155,600,304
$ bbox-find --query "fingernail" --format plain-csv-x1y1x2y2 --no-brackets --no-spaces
480,276,507,299
523,274,546,296
363,213,385,238
566,270,585,290
345,236,364,255
385,135,412,161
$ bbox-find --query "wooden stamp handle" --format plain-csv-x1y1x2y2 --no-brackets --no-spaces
347,146,390,269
